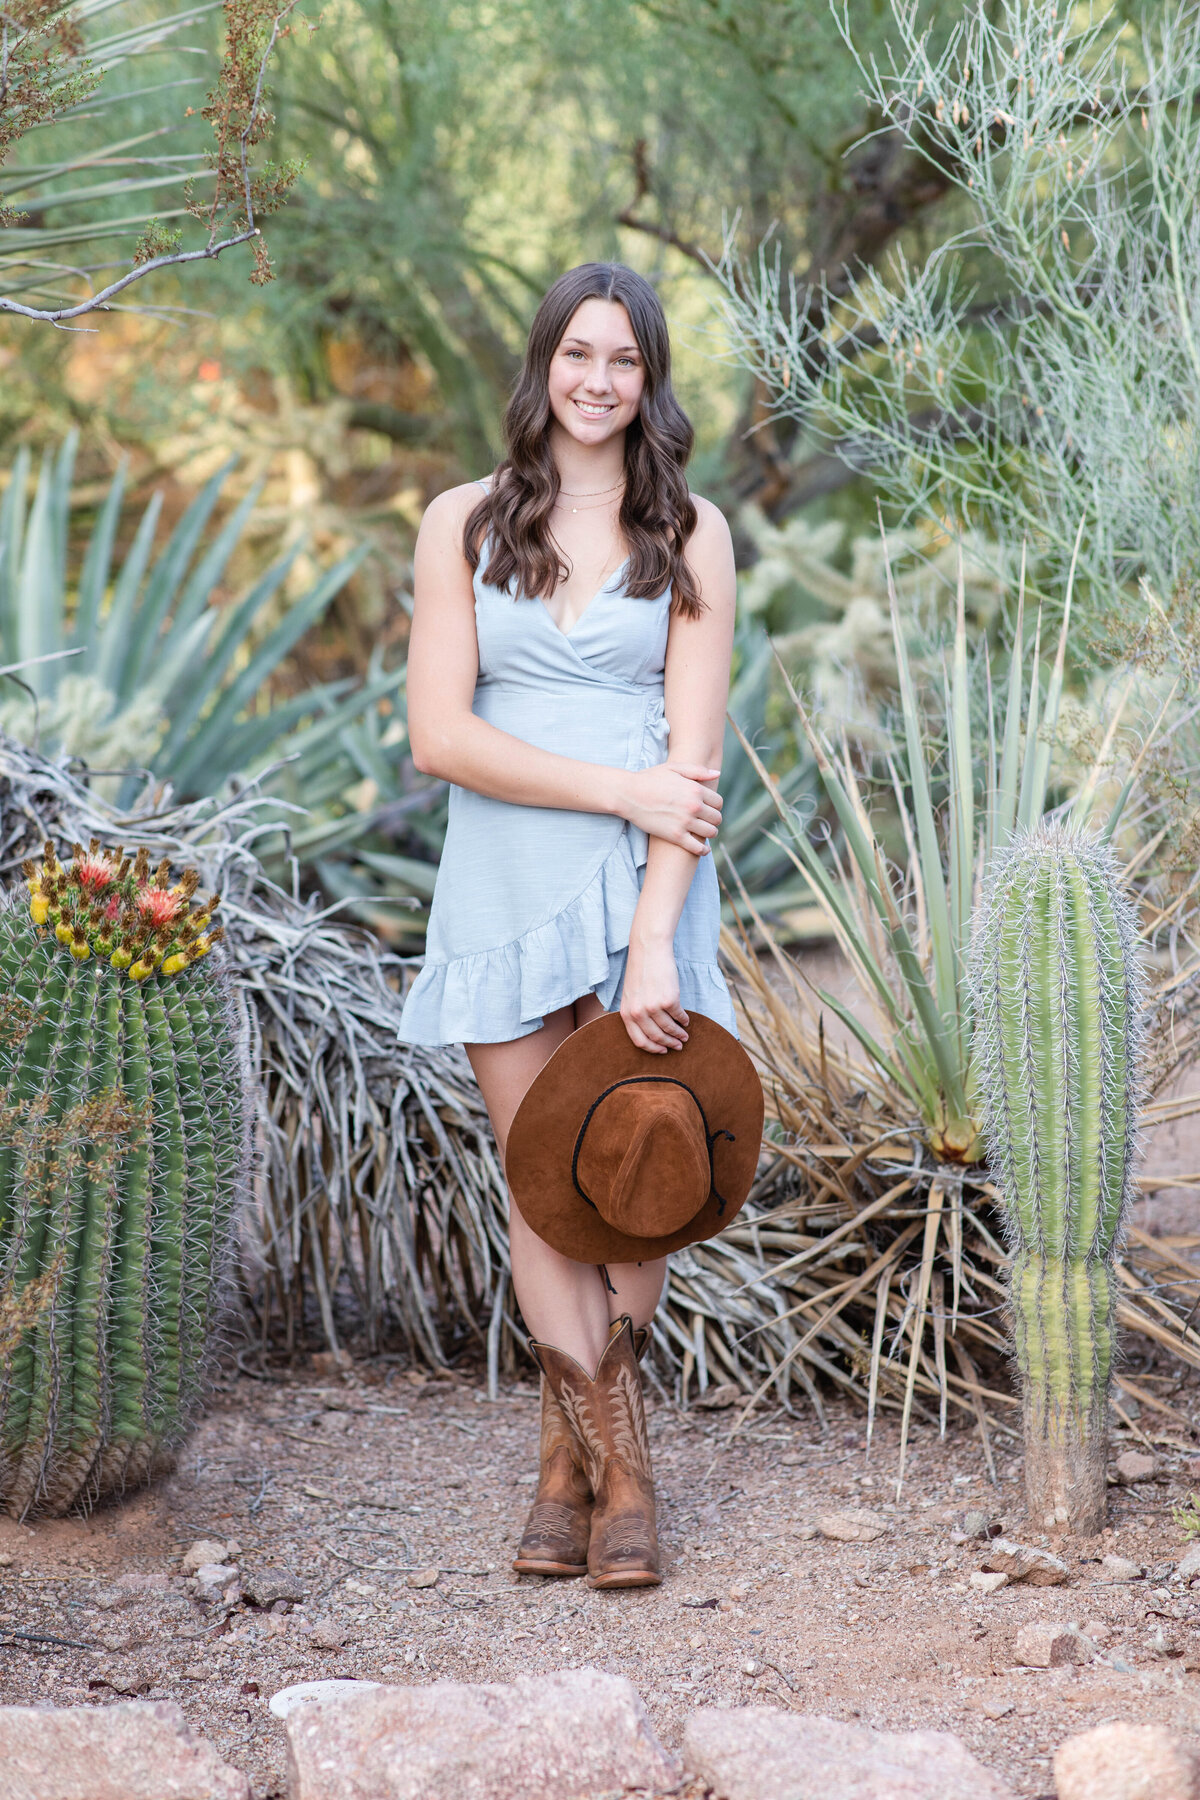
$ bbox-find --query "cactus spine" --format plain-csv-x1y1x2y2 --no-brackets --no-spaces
972,823,1143,1534
0,841,251,1517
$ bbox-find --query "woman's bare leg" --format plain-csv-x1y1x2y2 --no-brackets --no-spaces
466,1000,611,1370
568,995,668,1336
467,994,670,1370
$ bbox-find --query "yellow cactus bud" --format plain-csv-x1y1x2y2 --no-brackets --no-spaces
129,960,154,982
55,921,74,947
110,947,133,970
193,936,212,958
70,938,91,961
161,953,189,976
30,895,50,926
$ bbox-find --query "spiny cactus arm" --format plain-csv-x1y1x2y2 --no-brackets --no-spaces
59,982,122,1507
1026,861,1070,1261
1093,881,1141,1260
176,983,246,1353
1013,1255,1115,1426
144,989,187,1442
107,998,153,1453
1,953,80,1461
163,985,219,1420
981,860,1041,1247
7,965,99,1516
1062,856,1103,1262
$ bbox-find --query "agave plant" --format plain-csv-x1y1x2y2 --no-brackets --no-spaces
0,437,421,884
734,519,1150,1167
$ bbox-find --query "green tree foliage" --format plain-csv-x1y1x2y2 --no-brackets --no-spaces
711,0,1199,624
0,0,303,321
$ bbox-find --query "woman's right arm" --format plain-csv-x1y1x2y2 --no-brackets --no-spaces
405,486,723,858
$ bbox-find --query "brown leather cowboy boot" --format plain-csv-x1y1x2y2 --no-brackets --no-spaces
513,1322,648,1578
530,1314,659,1590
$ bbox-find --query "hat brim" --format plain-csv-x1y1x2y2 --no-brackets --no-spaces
505,1011,764,1263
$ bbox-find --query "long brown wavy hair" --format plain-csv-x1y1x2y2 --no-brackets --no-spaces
463,262,702,618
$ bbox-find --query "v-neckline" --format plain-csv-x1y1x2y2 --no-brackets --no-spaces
535,557,630,641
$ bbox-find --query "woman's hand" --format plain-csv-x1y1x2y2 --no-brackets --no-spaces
620,934,689,1053
620,763,722,855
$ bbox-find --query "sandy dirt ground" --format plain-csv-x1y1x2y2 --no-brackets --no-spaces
2,1347,1199,1800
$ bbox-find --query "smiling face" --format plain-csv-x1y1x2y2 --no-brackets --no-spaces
546,297,646,450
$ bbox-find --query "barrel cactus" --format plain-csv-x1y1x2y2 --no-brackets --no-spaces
0,840,252,1517
971,822,1144,1535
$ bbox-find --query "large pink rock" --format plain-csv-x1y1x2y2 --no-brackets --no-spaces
285,1668,681,1800
1054,1723,1200,1800
684,1708,1017,1800
0,1700,249,1800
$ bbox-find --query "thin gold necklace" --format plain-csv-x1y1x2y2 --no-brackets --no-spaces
554,480,624,515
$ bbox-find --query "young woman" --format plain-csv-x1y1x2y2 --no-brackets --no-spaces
399,261,737,1585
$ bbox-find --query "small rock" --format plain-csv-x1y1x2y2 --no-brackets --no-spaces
1081,1618,1112,1644
1055,1721,1200,1800
406,1567,440,1589
191,1563,239,1603
93,1571,171,1612
104,1665,155,1697
310,1349,353,1377
1014,1622,1092,1669
683,1709,1017,1800
816,1509,891,1544
1176,1542,1200,1583
307,1618,347,1651
1113,1449,1159,1485
0,1699,249,1800
794,1525,818,1541
693,1382,741,1411
979,1698,1014,1721
269,1680,381,1720
968,1571,1008,1594
1101,1554,1143,1582
181,1540,230,1576
962,1510,1001,1540
1146,1622,1180,1659
285,1669,681,1800
981,1538,1069,1585
242,1568,306,1608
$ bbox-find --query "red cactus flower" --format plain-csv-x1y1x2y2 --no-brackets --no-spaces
75,854,114,891
136,887,181,928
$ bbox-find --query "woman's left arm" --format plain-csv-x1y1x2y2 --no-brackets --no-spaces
620,497,737,1054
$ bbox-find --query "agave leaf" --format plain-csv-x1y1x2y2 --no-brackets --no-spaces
73,459,128,652
117,460,238,699
167,547,370,792
155,545,306,766
92,491,163,691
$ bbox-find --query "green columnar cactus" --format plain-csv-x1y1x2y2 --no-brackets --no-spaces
972,823,1144,1535
0,841,251,1518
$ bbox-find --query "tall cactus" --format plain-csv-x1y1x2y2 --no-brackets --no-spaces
971,823,1144,1535
0,841,252,1518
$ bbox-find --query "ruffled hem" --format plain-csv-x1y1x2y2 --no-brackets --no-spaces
397,833,736,1046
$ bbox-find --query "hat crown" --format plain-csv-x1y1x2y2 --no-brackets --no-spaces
574,1078,712,1237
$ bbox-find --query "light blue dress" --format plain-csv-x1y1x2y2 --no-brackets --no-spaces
397,481,736,1047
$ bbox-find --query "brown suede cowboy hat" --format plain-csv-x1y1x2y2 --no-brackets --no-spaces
505,1012,764,1263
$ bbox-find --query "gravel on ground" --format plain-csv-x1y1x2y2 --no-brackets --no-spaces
2,1351,1199,1798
